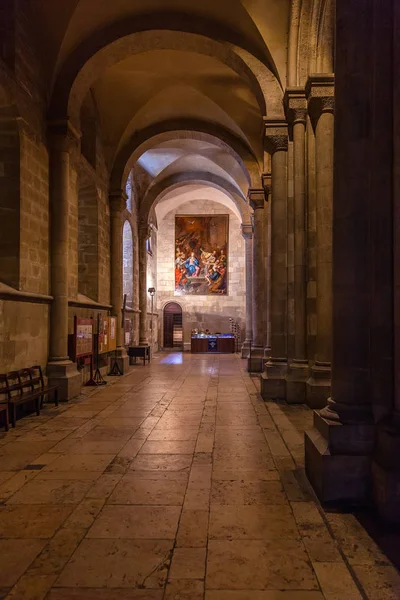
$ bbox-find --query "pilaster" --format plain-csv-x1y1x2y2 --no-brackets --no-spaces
305,75,334,408
284,89,309,403
139,223,151,346
109,189,129,374
261,120,289,400
241,223,253,358
262,173,272,357
247,188,265,372
47,119,82,400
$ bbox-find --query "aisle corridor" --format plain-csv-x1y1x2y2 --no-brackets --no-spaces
0,354,399,599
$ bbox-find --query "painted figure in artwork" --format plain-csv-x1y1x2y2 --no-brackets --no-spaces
175,215,228,295
184,252,200,277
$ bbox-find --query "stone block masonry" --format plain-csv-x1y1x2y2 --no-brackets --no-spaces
156,199,245,348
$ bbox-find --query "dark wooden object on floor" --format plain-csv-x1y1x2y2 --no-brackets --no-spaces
128,345,151,366
191,336,235,353
0,366,59,428
217,337,235,353
0,400,9,432
191,337,209,353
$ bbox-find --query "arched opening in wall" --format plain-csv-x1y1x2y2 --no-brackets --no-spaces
163,302,183,349
78,180,99,300
125,170,133,213
123,220,134,306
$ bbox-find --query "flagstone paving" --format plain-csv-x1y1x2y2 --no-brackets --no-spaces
0,352,399,599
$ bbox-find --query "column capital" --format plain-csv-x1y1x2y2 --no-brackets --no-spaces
109,190,127,214
262,173,272,196
48,119,81,152
241,222,253,240
284,87,307,124
306,74,335,121
264,119,289,154
248,188,265,210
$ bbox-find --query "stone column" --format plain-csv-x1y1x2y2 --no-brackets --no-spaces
109,191,129,373
306,75,334,407
139,224,150,346
285,89,309,403
241,223,253,358
261,121,288,400
247,189,265,373
304,60,374,502
47,121,81,400
262,173,272,356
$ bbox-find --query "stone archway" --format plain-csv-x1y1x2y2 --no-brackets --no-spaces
163,301,183,349
49,26,281,124
110,121,261,192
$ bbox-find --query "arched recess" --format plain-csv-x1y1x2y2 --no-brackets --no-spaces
140,171,252,226
0,103,20,288
289,0,335,87
49,24,281,124
110,120,262,192
80,93,97,169
307,0,335,75
123,220,134,307
77,179,99,300
163,302,183,349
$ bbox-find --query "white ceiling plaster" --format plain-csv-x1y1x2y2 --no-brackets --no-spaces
155,184,243,222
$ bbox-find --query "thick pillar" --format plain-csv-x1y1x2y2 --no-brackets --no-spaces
304,57,374,500
139,225,150,346
241,223,253,358
109,191,129,373
261,121,289,399
285,89,309,403
306,75,334,408
47,121,81,400
247,189,265,372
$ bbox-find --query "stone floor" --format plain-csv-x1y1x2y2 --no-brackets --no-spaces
0,352,399,600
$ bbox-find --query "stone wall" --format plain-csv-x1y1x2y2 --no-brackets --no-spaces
0,300,49,371
156,198,245,349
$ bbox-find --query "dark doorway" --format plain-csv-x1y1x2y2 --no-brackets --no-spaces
163,303,183,349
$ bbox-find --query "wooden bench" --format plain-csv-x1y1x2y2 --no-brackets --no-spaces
0,398,9,432
128,345,151,366
0,366,58,428
29,365,59,408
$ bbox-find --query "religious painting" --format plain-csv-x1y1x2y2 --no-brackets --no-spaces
175,215,228,295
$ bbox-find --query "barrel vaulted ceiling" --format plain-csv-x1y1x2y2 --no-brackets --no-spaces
31,0,290,218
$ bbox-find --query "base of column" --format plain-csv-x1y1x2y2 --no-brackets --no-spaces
306,361,331,408
372,418,400,523
139,339,149,346
305,410,374,505
247,346,264,373
286,360,309,404
260,358,287,400
263,346,271,358
113,347,129,374
241,340,252,359
47,360,81,402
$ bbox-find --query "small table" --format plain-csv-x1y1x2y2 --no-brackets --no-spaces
128,345,151,366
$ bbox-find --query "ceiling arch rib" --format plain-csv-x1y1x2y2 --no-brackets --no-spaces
49,26,280,124
155,184,246,223
110,120,261,192
140,171,251,226
138,145,249,197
